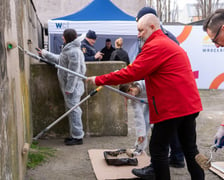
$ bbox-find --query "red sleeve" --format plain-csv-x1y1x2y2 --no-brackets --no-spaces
95,41,162,86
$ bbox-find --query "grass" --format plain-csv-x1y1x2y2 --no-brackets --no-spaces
27,141,56,169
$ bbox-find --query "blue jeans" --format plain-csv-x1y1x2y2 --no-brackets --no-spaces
150,113,204,180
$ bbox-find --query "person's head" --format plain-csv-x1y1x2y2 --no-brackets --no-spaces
119,83,140,96
203,9,224,47
63,29,77,44
136,7,157,22
137,13,160,44
115,37,123,48
105,38,112,49
86,30,97,46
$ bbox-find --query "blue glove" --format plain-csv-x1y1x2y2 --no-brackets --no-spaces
214,126,224,148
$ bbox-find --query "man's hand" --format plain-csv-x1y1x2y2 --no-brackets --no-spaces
86,76,96,85
94,51,103,60
214,125,224,147
36,48,48,57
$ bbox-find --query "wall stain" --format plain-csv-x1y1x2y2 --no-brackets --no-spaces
0,32,7,84
15,0,25,71
0,1,11,28
20,72,32,142
1,0,42,179
9,79,19,180
0,1,11,178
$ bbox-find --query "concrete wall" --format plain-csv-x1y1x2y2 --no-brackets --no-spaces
84,61,128,136
30,65,69,136
31,61,128,137
0,0,42,179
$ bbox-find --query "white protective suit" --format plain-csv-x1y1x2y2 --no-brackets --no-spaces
42,38,86,139
132,80,150,151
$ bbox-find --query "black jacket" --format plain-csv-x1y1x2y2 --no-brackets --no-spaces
81,39,97,61
110,48,130,65
101,46,115,61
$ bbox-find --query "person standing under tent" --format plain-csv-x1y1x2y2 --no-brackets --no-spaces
81,30,103,61
101,38,115,61
110,37,130,65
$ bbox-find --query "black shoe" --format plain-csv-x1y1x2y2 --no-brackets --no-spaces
64,138,83,145
169,158,185,168
132,165,155,180
64,137,73,143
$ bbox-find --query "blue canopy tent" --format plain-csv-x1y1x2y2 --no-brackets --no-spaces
48,0,139,61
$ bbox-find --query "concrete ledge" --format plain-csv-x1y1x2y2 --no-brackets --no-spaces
83,61,128,136
30,64,69,136
30,61,128,137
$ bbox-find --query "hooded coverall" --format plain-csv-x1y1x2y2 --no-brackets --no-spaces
131,80,149,151
42,38,86,139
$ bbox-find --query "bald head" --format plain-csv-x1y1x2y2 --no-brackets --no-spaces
137,14,160,43
138,14,160,30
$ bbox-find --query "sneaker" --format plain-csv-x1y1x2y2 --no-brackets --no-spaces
133,148,143,156
64,137,73,143
64,138,83,145
169,157,185,168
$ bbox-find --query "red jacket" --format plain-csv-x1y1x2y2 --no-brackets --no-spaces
95,29,202,124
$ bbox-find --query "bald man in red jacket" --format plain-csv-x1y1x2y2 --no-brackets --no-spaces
87,14,204,180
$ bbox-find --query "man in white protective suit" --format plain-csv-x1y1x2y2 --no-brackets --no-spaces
39,28,86,145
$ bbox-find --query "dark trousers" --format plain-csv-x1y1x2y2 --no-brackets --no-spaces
150,113,204,180
169,131,184,161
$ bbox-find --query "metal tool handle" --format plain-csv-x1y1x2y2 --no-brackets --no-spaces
17,46,148,104
33,87,102,141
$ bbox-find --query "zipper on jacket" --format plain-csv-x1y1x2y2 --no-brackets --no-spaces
152,96,159,115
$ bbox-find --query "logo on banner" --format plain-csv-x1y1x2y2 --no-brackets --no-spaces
55,22,69,29
202,35,224,52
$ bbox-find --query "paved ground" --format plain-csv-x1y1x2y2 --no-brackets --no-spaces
25,90,224,180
